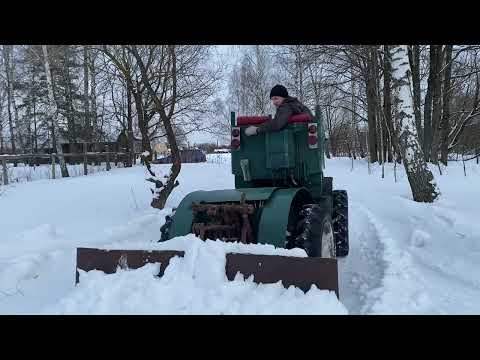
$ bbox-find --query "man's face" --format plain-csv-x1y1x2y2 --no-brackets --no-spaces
271,96,284,108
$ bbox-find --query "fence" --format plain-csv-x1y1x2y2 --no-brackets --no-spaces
1,145,139,186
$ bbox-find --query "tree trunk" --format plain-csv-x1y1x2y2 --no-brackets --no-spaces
324,137,331,159
351,75,357,162
126,83,134,167
440,45,453,166
373,48,383,165
42,45,69,178
10,49,20,154
0,107,3,153
423,46,437,162
63,47,76,144
89,53,98,142
430,45,444,164
130,45,181,210
32,69,38,156
366,47,378,163
390,45,440,203
382,47,393,163
3,45,16,155
132,88,152,161
407,45,423,148
83,45,91,142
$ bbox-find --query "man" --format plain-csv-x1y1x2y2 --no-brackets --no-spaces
245,84,313,136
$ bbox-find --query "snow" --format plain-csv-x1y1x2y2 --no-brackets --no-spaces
1,162,130,185
333,157,480,314
44,235,345,315
1,154,480,314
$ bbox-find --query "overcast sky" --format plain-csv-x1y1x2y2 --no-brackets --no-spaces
186,45,240,146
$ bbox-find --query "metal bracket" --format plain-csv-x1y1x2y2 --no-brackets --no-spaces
240,159,251,182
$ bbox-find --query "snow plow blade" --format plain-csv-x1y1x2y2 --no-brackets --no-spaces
226,253,339,298
75,248,185,284
76,248,339,298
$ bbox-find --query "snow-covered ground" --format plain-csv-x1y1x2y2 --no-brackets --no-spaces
0,154,479,314
1,161,130,185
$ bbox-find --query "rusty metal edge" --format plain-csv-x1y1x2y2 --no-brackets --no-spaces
225,253,339,298
75,247,185,284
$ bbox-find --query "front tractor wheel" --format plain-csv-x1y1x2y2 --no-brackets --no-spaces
293,204,336,258
160,212,175,242
332,190,349,257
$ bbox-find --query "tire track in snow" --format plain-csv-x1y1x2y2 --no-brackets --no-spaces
354,204,426,314
338,201,387,314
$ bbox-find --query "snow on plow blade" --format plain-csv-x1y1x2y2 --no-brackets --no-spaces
76,248,339,298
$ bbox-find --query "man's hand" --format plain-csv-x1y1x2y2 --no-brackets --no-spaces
245,126,258,136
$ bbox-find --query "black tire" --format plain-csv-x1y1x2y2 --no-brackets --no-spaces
323,177,333,195
159,214,174,242
332,190,349,257
293,204,336,258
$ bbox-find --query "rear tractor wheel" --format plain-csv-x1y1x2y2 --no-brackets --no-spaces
292,204,336,258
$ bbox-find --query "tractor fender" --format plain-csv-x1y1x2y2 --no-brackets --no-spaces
168,188,279,239
257,187,313,248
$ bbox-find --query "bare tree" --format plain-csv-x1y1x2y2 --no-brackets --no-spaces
0,81,5,153
129,45,181,209
83,45,91,141
2,45,16,155
42,45,69,178
440,45,453,165
447,48,480,153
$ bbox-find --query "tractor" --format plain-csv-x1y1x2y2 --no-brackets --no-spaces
76,106,349,297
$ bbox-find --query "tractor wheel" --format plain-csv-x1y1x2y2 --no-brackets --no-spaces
323,177,333,195
332,190,349,257
293,204,336,258
159,214,174,242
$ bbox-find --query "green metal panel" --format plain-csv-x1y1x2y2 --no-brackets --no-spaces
230,110,326,188
232,128,269,181
256,187,310,248
168,187,278,239
265,130,295,169
316,105,326,169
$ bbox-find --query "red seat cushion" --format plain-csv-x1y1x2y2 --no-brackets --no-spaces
237,113,312,126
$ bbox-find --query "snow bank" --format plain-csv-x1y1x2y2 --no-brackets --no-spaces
46,235,347,315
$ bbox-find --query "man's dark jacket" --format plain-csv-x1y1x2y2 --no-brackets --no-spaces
257,96,314,134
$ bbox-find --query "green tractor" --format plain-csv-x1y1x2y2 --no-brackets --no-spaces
76,106,349,297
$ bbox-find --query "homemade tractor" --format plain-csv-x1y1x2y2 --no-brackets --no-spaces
76,106,349,297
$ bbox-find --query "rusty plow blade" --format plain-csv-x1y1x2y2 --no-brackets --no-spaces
76,248,339,298
226,253,339,298
75,248,185,284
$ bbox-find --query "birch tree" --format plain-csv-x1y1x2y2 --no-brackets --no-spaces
390,45,440,202
42,45,69,178
3,45,16,155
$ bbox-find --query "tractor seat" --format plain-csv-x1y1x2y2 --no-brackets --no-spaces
237,113,312,126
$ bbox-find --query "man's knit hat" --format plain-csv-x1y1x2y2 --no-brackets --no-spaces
270,84,288,99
